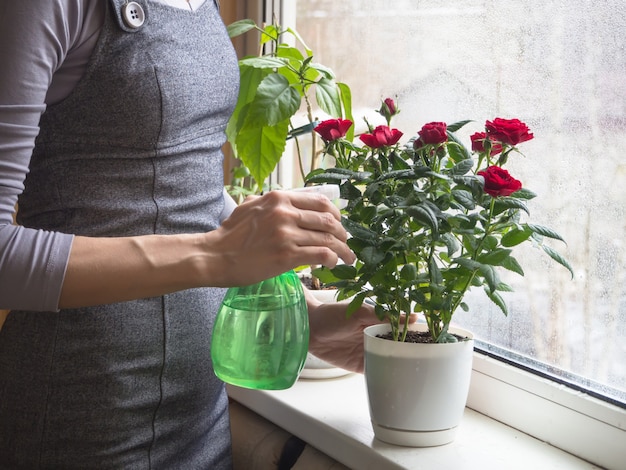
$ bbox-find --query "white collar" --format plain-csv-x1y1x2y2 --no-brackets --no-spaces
151,0,207,11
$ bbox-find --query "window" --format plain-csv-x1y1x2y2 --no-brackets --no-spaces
283,0,625,407
223,2,626,466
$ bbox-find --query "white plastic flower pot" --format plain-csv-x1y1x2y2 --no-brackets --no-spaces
364,323,474,447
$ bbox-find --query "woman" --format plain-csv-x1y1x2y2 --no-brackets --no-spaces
0,1,378,467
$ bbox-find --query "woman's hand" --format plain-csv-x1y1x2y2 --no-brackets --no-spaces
205,191,355,287
60,190,353,309
305,289,417,373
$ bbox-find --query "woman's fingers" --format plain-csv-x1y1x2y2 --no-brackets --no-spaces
204,190,354,286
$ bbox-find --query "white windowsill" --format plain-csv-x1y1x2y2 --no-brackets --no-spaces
228,376,592,469
227,352,625,470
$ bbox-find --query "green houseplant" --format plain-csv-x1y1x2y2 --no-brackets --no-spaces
308,100,573,344
225,19,352,198
224,19,354,379
306,101,573,446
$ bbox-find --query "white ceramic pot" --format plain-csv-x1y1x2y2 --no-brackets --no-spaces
299,289,352,379
364,323,474,447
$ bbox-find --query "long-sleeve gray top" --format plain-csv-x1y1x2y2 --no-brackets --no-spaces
0,0,231,311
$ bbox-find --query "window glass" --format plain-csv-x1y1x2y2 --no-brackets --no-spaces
293,0,626,402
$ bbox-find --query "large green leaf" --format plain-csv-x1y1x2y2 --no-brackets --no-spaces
248,74,302,126
315,78,342,117
236,118,289,186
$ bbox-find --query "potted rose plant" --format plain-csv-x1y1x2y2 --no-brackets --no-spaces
306,100,573,446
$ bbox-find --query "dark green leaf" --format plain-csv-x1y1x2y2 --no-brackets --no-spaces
305,173,346,184
501,255,525,276
493,197,530,215
527,224,566,243
541,245,574,279
436,332,459,343
445,131,471,161
429,257,443,284
441,232,461,257
455,257,482,272
342,217,378,242
406,203,439,238
361,246,386,265
452,189,475,210
400,264,417,282
288,121,318,140
450,159,474,176
478,248,512,266
486,290,508,316
479,264,500,293
446,120,473,133
511,188,537,200
346,293,367,317
331,264,357,280
501,227,532,247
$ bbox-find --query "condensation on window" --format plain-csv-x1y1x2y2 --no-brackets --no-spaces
295,0,626,400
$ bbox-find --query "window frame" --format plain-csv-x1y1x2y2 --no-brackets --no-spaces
230,2,626,467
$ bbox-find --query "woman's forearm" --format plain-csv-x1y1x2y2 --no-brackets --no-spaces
59,233,211,309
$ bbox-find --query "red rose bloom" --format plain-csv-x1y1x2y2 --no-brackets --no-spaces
417,122,448,145
485,118,533,146
470,132,503,156
359,125,403,148
314,119,353,142
478,166,522,197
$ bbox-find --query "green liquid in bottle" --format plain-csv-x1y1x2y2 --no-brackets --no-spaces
211,270,309,390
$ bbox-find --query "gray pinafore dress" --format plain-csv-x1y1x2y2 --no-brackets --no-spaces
0,0,239,468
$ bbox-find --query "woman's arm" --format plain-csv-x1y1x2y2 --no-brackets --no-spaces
0,2,354,311
60,191,355,308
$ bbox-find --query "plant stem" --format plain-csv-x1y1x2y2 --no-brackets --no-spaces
449,197,497,316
